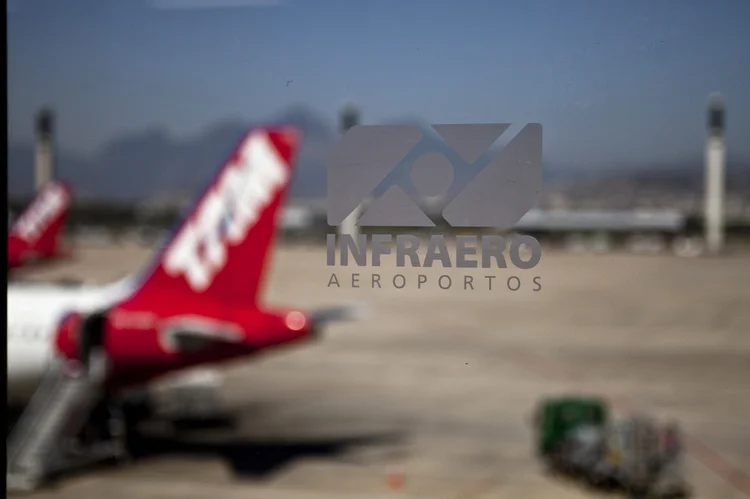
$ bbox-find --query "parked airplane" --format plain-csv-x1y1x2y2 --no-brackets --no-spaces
8,180,73,271
6,126,367,491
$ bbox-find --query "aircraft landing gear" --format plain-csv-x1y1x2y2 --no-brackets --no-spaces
62,398,131,471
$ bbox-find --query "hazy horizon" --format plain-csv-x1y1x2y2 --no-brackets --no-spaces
8,0,750,172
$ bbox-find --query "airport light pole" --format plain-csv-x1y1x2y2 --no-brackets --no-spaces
35,108,55,192
704,93,726,255
338,104,361,242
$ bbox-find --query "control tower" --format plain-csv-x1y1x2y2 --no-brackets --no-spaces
704,94,726,255
338,103,361,241
35,108,55,192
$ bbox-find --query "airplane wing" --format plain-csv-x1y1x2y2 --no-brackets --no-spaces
161,302,373,353
310,301,373,325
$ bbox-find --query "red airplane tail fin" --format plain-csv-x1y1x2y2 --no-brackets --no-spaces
126,127,301,307
9,181,72,264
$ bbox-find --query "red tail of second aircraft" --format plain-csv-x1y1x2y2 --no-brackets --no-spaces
127,126,301,307
8,180,73,270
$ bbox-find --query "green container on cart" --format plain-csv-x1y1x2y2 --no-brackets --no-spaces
535,396,609,457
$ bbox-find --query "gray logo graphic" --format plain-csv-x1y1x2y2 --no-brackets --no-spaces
328,123,542,229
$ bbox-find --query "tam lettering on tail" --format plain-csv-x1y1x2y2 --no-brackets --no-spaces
130,127,301,306
8,180,72,268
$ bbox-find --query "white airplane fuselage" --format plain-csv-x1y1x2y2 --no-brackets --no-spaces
6,279,132,406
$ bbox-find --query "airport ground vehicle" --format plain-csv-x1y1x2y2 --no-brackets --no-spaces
534,396,690,498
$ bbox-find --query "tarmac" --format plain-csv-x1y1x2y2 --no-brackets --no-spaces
11,242,750,499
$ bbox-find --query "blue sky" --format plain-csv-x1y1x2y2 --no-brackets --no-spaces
7,0,750,167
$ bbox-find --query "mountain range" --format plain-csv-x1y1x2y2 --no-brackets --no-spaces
8,105,750,203
8,106,335,202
